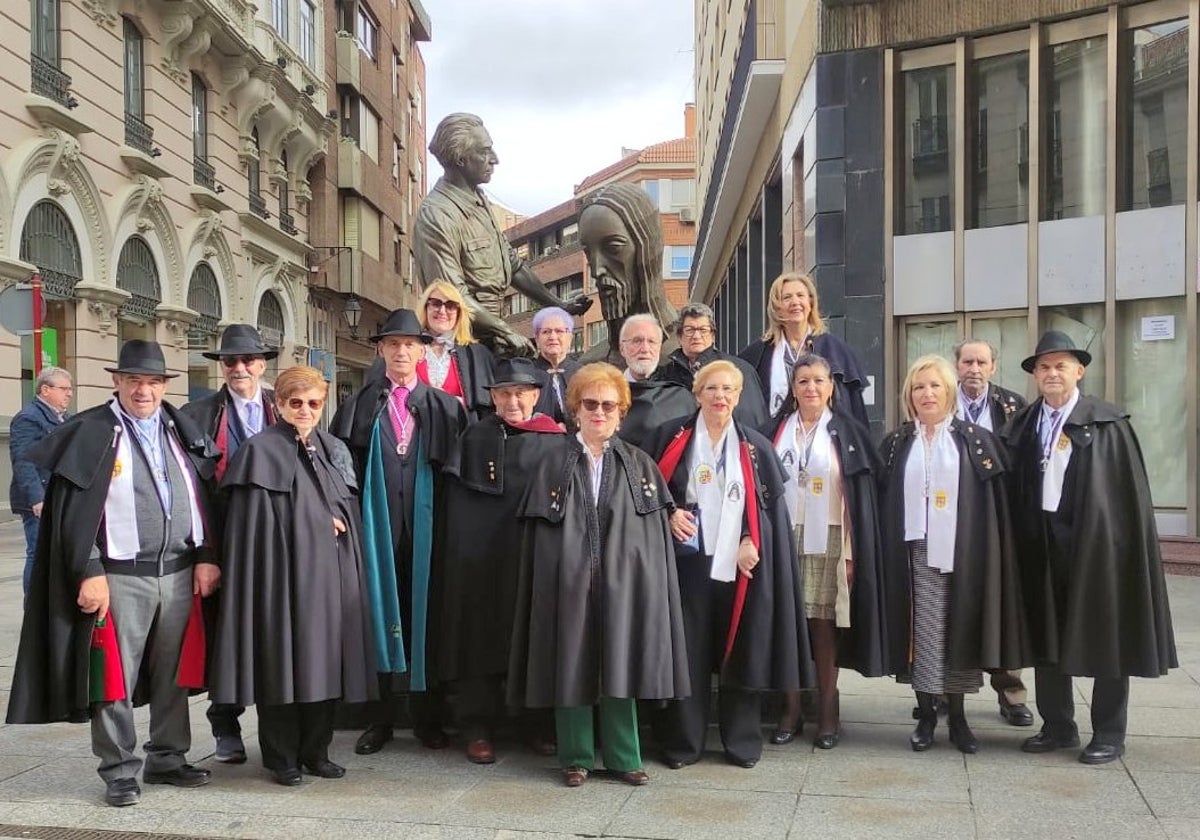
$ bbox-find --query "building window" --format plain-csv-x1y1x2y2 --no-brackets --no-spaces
666,244,694,278
971,51,1028,228
273,0,288,40
115,236,161,321
393,226,403,273
900,64,955,235
187,262,222,348
299,0,316,66
1040,302,1106,399
30,0,69,105
278,151,296,235
587,322,608,347
248,127,267,218
561,223,579,248
392,137,401,184
19,199,82,300
642,179,660,204
392,49,401,96
355,3,378,61
359,104,379,161
192,74,214,189
123,18,152,154
257,292,286,352
665,178,695,210
1123,19,1188,211
341,196,380,260
1043,37,1106,220
570,329,584,354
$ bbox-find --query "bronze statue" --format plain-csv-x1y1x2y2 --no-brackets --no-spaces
578,183,678,365
413,113,591,357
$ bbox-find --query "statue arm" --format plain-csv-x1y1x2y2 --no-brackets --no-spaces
512,264,593,318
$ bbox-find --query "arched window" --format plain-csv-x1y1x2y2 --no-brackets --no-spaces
187,262,221,341
115,235,161,320
278,151,295,234
19,199,82,299
257,291,285,349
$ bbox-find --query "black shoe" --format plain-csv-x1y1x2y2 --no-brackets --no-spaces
813,732,840,750
1079,741,1124,765
214,734,248,763
999,702,1035,727
769,726,799,745
910,717,936,751
663,755,697,770
104,778,141,807
142,764,211,787
302,759,346,778
1021,730,1081,753
948,720,979,754
726,753,758,769
272,767,303,786
354,724,394,755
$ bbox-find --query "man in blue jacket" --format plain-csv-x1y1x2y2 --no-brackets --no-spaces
9,366,72,595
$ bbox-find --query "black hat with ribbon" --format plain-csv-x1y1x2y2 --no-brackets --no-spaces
487,357,548,390
201,324,279,360
1021,330,1093,373
370,308,433,344
104,339,180,378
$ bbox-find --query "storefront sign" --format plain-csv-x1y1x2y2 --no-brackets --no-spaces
1140,315,1175,342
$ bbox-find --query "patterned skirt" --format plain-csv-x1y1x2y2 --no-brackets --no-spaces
909,540,982,695
796,524,842,621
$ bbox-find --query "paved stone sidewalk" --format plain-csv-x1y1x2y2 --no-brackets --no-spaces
1,518,1198,840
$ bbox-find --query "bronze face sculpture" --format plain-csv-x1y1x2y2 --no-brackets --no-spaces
413,113,591,357
578,183,678,365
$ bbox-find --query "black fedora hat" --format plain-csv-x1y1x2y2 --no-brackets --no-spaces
487,358,548,390
104,339,179,378
1021,330,1092,373
201,324,279,360
370,308,432,344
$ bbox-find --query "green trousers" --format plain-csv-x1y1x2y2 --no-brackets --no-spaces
555,697,641,772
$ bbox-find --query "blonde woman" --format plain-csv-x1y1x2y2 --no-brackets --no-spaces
416,280,496,421
739,273,869,426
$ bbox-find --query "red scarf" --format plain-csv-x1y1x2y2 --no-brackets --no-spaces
506,414,565,434
657,425,761,664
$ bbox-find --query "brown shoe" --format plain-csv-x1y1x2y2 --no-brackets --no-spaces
562,766,589,787
466,739,496,765
614,768,649,786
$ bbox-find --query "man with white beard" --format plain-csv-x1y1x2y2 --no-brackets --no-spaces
616,314,695,451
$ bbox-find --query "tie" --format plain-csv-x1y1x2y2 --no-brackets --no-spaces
390,386,411,452
548,369,565,412
1041,409,1062,454
967,400,983,423
245,402,261,436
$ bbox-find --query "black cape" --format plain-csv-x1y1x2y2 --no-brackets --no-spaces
618,377,697,452
982,383,1026,431
211,424,377,706
878,420,1030,676
647,415,816,691
740,334,870,429
532,355,581,428
657,347,768,428
1000,396,1176,678
7,401,220,724
763,409,890,677
507,436,690,707
438,415,569,683
364,345,495,422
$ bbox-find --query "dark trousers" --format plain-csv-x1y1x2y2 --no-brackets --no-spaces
20,512,38,597
661,561,761,766
206,703,245,738
1033,667,1129,746
455,675,554,741
257,701,336,771
367,674,446,734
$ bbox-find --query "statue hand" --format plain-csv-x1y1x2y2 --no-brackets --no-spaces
496,333,535,359
563,296,593,318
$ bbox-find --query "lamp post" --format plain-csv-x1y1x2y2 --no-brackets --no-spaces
343,294,362,339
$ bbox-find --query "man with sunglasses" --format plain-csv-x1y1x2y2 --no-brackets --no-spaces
180,324,279,765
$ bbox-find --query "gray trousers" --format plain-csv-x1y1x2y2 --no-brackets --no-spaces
92,569,194,782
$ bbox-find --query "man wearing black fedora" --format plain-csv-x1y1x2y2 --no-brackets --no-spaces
439,357,568,764
7,340,222,806
330,308,468,755
1000,331,1177,765
181,324,279,764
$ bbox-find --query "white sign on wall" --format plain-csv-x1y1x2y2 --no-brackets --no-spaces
1140,315,1176,342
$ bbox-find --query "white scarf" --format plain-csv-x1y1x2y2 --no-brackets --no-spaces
902,419,959,573
768,332,810,416
104,401,206,560
777,407,834,554
688,422,745,582
1040,392,1079,512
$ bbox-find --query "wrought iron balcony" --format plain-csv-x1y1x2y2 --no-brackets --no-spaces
31,55,74,107
125,113,154,155
278,210,297,235
194,157,216,190
249,191,269,219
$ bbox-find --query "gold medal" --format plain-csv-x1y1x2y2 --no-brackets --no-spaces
934,490,948,510
1056,434,1070,452
811,477,824,496
696,464,714,485
112,459,122,478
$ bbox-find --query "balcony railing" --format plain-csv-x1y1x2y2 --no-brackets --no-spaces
124,113,154,154
194,157,216,190
248,191,269,219
31,55,74,108
278,210,297,235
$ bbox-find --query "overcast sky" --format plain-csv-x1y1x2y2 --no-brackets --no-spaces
420,0,695,217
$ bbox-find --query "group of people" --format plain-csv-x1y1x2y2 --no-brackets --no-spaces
5,270,1177,807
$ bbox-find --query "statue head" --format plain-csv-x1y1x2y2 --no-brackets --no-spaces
429,113,497,189
579,183,676,330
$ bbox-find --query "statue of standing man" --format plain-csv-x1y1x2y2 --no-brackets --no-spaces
413,113,592,358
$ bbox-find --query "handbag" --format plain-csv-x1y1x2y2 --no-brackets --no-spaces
673,503,703,557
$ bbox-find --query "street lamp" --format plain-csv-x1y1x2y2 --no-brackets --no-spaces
342,294,363,339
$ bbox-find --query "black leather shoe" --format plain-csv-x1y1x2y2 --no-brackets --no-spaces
726,754,758,768
813,732,840,750
948,720,979,754
1079,741,1124,765
1021,730,1081,753
910,717,936,751
214,734,247,763
354,724,394,755
999,702,1035,727
142,764,211,787
302,759,346,778
663,755,697,770
769,726,800,745
272,767,303,786
104,778,140,807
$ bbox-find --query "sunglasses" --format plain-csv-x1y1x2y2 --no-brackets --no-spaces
427,298,460,312
286,398,325,410
222,355,264,367
580,398,619,414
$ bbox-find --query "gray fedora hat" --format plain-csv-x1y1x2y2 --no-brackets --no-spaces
1021,330,1092,373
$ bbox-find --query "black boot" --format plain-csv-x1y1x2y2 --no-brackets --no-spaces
947,694,979,754
911,691,937,751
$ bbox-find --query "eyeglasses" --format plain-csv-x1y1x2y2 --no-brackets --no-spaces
701,384,740,396
286,398,325,410
580,398,619,414
538,328,570,336
680,326,713,338
427,298,460,312
222,355,264,368
45,384,73,391
620,337,660,347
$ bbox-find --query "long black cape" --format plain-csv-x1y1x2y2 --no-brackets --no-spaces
1000,396,1176,678
7,402,220,724
647,415,816,691
507,436,690,707
211,424,377,706
878,420,1029,676
762,410,889,676
532,356,581,428
438,415,569,683
618,378,697,452
657,347,768,428
740,335,869,429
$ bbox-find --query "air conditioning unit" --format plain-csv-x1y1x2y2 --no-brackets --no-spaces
678,206,696,224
